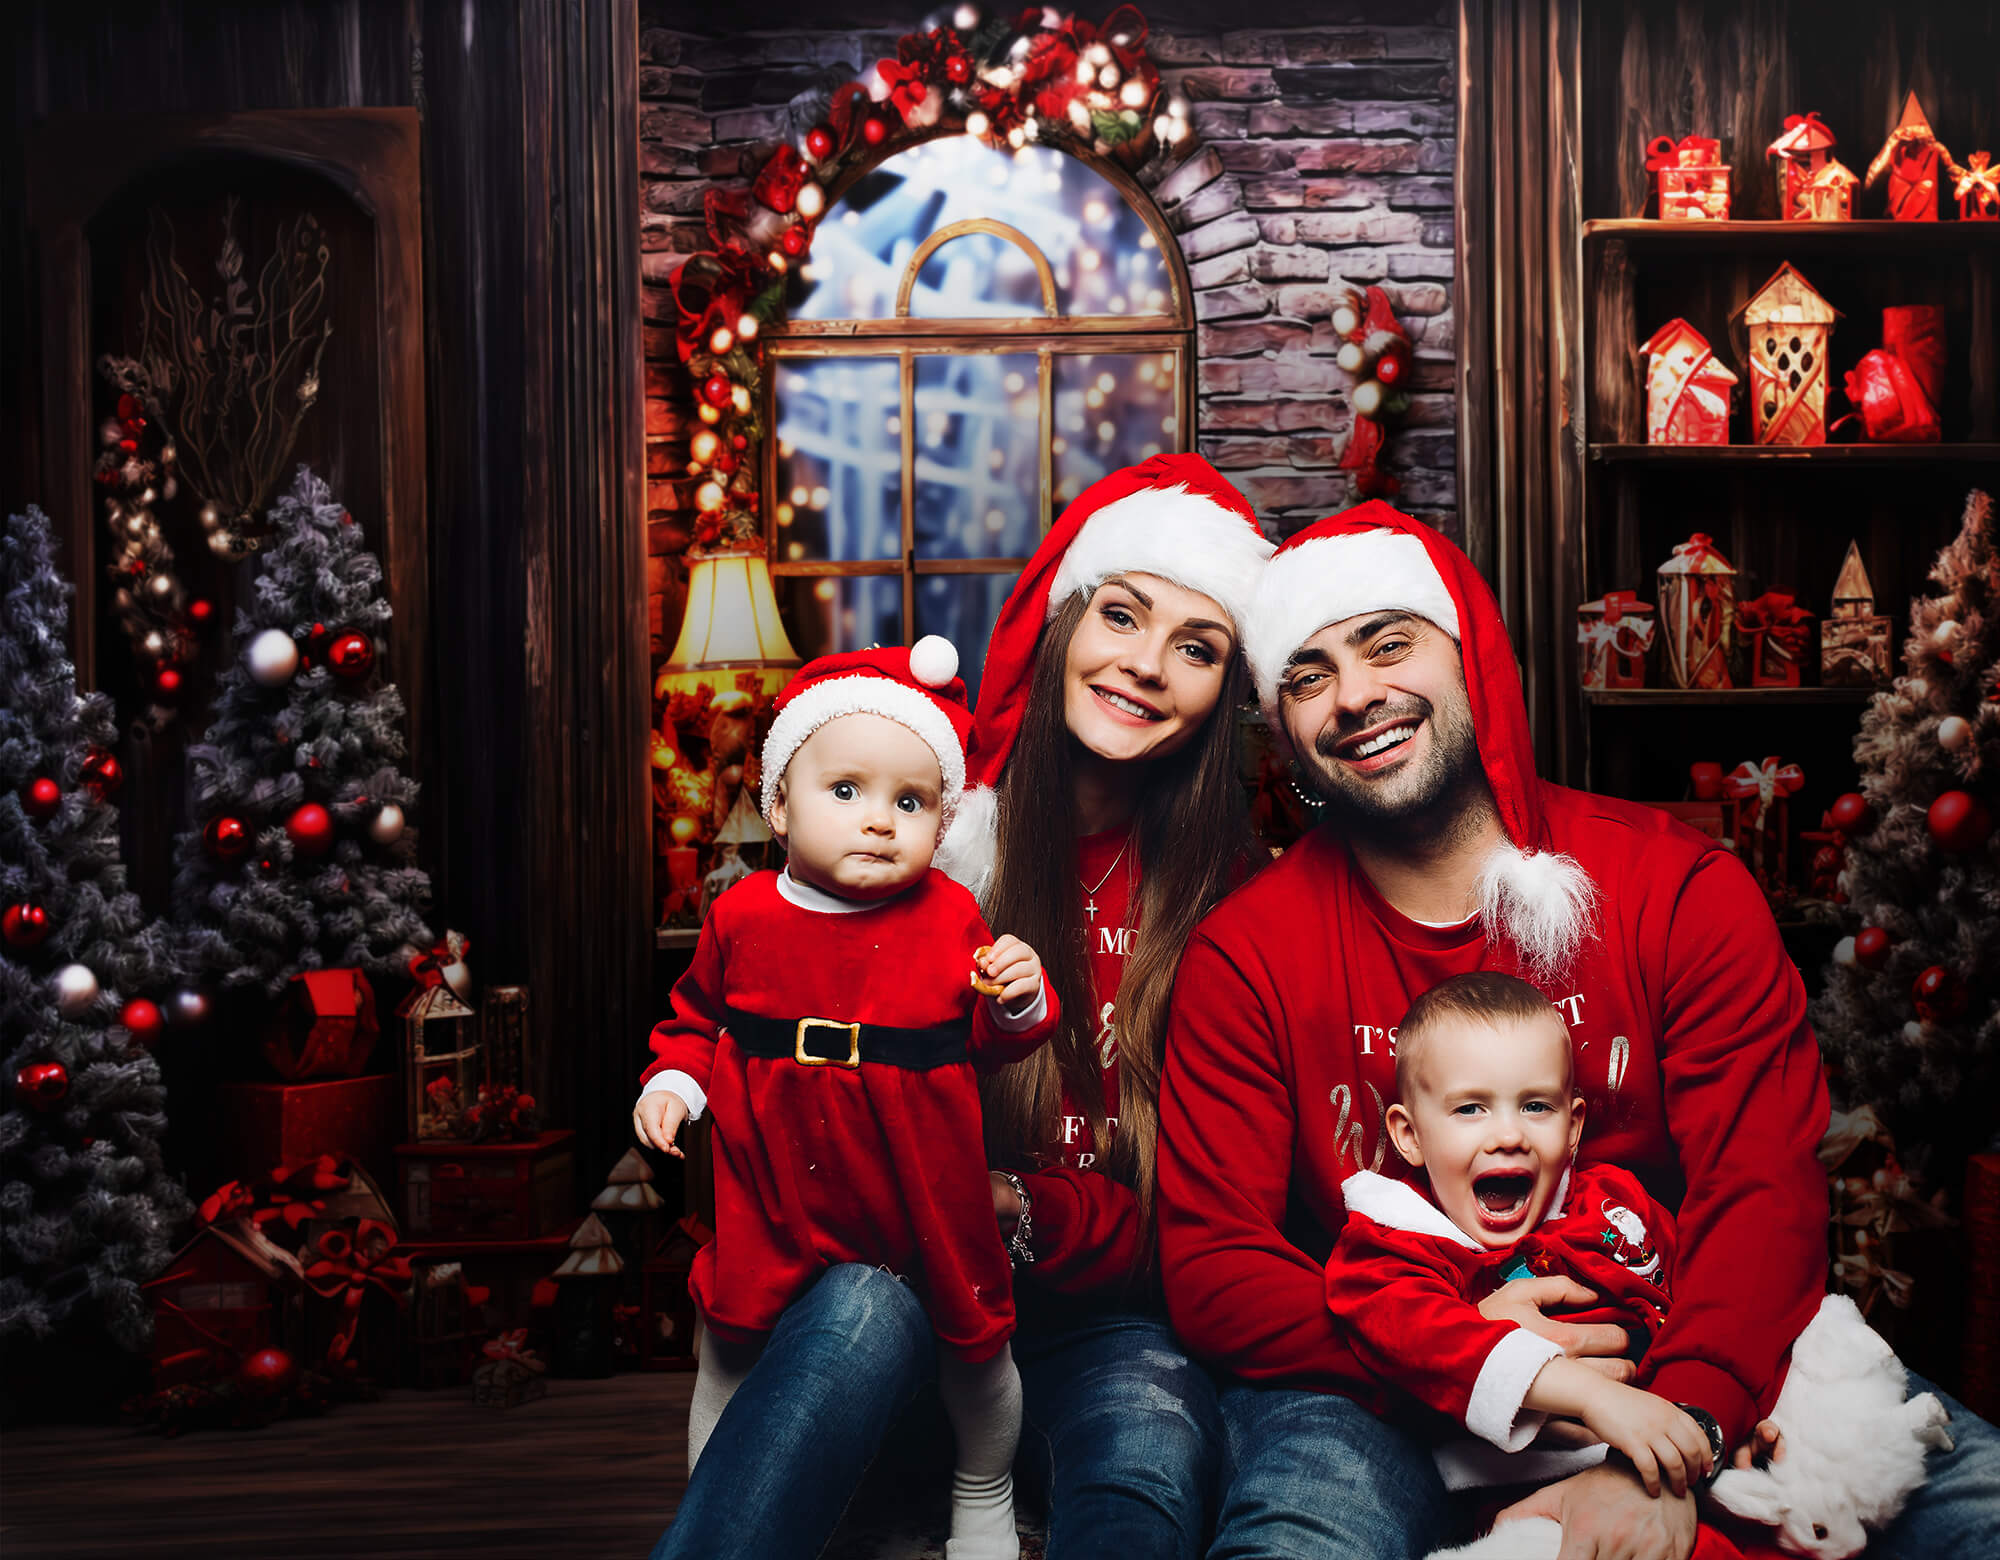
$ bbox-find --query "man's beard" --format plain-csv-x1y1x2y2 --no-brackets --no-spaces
1296,693,1486,844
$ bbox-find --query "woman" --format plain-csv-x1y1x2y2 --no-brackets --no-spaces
652,453,1270,1560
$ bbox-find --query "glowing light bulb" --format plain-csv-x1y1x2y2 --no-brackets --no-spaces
695,481,726,512
966,111,990,139
710,326,735,354
796,182,825,221
1120,78,1149,108
691,429,720,464
737,313,760,341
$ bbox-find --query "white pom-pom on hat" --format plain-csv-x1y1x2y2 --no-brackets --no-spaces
908,634,959,689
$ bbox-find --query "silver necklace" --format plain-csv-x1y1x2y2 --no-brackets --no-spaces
1081,834,1132,924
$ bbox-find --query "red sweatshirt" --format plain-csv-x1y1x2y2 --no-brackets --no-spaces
641,867,1059,1361
1158,787,1829,1444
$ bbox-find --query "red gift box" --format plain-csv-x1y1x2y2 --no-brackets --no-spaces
261,968,381,1081
218,1074,397,1191
396,1128,576,1240
1639,319,1735,445
1736,591,1815,687
1577,592,1656,689
1722,757,1802,894
1647,135,1730,220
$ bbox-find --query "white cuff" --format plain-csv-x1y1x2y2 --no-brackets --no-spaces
1466,1327,1566,1450
986,981,1049,1033
640,1069,707,1121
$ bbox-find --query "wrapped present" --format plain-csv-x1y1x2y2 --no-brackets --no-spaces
1647,134,1731,220
1839,306,1944,444
396,1128,576,1240
261,969,381,1082
1951,151,1999,220
217,1074,397,1192
1657,533,1736,689
1736,591,1815,687
301,1217,413,1381
471,1328,548,1409
1577,591,1656,689
1866,92,1951,222
1736,263,1839,446
1801,157,1859,220
142,1220,306,1391
1722,755,1803,893
1767,112,1839,218
1639,319,1736,444
1822,541,1894,687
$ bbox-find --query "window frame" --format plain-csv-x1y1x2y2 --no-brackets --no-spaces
763,131,1195,645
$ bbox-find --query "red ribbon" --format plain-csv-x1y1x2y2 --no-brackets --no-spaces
407,930,472,995
751,145,808,216
1722,757,1804,828
1667,533,1730,571
303,1219,413,1366
482,1327,547,1373
1648,134,1721,171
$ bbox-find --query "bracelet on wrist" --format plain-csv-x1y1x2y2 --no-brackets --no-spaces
999,1171,1035,1269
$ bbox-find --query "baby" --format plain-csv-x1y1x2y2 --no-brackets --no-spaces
633,636,1056,1560
1323,970,1716,1500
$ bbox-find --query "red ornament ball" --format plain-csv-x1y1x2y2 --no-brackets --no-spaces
120,999,165,1043
1912,965,1969,1024
713,451,740,477
1853,927,1893,969
188,597,215,624
155,666,183,699
327,631,375,682
780,224,811,257
203,815,252,861
3,902,51,949
862,115,888,145
1927,790,1993,854
945,53,972,83
1829,792,1873,834
805,125,835,160
286,803,335,856
80,748,123,800
236,1346,299,1399
1375,347,1407,386
23,777,61,820
15,1061,69,1113
731,432,749,451
702,373,734,408
1688,762,1723,802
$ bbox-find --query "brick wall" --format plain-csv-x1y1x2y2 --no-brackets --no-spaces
639,7,1458,659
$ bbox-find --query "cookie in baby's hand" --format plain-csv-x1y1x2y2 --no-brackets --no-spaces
969,945,1005,998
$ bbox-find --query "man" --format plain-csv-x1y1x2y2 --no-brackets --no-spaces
1157,502,1998,1559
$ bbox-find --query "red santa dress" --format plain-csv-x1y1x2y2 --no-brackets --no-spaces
642,865,1059,1361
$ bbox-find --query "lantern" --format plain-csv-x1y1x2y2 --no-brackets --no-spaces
1735,263,1839,447
1638,319,1736,445
399,932,481,1141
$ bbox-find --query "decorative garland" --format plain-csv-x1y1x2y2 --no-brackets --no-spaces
1328,282,1415,499
670,4,1189,554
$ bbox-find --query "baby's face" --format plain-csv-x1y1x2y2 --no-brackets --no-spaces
771,713,942,900
1393,1016,1583,1250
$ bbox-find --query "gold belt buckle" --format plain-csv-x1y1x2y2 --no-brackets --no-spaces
795,1017,862,1069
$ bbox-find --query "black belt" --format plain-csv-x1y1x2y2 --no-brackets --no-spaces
725,1009,970,1071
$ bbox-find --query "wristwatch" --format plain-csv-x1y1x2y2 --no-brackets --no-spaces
1674,1403,1727,1488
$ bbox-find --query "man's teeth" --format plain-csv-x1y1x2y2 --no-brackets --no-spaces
1352,726,1415,758
1099,689,1157,719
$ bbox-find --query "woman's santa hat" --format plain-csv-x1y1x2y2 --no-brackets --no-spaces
1249,501,1598,983
759,635,973,827
935,453,1272,897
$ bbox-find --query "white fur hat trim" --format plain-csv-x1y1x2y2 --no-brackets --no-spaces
1245,528,1462,710
1050,482,1274,634
933,784,999,903
759,674,967,825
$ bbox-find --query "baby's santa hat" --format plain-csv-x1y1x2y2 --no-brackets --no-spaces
1248,501,1597,982
935,453,1272,898
759,635,973,826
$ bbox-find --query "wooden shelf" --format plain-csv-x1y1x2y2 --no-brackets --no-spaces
1589,442,2000,464
657,927,700,950
1583,219,2000,251
1584,687,1874,707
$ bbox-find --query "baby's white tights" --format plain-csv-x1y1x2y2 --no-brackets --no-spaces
938,1342,1022,1560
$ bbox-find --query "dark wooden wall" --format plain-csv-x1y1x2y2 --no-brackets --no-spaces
2,0,649,1190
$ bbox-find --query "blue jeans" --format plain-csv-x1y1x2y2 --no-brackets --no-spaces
1870,1371,2000,1558
1211,1381,1455,1560
650,1264,933,1560
1016,1309,1223,1560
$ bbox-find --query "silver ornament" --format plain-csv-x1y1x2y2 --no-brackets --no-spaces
369,803,407,845
247,628,301,686
54,963,100,1016
171,989,212,1026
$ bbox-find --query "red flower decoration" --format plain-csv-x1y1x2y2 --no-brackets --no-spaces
752,145,808,216
877,55,932,123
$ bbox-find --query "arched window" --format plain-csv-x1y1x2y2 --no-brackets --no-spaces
765,132,1193,696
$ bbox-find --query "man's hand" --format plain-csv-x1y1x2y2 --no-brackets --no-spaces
1479,1274,1636,1382
1495,1461,1698,1560
633,1089,689,1158
1734,1417,1785,1470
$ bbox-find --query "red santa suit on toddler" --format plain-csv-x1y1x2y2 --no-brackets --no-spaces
640,638,1060,1361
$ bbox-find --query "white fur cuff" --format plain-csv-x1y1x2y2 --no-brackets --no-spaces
1466,1327,1565,1451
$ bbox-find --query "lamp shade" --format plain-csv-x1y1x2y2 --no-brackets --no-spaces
666,554,801,670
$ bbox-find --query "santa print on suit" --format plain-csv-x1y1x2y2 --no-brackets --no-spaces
1156,501,1835,1560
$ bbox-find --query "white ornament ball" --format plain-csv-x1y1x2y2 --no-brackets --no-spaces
908,634,960,689
1939,714,1972,752
1119,77,1150,109
369,803,407,845
1331,305,1361,336
1832,936,1856,968
795,182,826,221
1903,1020,1926,1043
54,963,100,1016
1352,379,1386,418
247,628,301,686
695,481,727,513
736,312,759,342
954,2,980,28
1933,619,1959,648
1336,341,1367,374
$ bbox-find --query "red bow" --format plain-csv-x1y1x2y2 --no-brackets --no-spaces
482,1327,547,1373
751,145,808,216
303,1219,413,1366
1953,151,1999,203
669,263,748,365
1722,757,1804,828
407,931,472,999
1578,594,1657,659
1668,533,1729,570
1648,134,1721,171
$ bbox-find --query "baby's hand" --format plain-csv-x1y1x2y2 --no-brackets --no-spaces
633,1089,690,1159
975,934,1044,1012
1580,1380,1714,1497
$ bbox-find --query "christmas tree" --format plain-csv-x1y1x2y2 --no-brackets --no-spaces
1816,489,1999,1173
172,467,432,995
1,504,190,1354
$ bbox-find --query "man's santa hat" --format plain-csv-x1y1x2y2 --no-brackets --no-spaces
934,453,1272,897
759,635,973,827
1248,501,1597,982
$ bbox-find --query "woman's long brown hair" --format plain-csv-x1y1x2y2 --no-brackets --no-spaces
980,589,1262,1263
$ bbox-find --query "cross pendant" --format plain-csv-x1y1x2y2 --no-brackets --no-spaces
1083,896,1098,923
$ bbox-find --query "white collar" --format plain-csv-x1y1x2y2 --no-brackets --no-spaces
1340,1166,1574,1249
774,866,901,915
